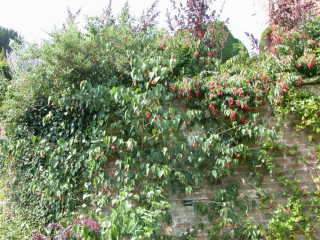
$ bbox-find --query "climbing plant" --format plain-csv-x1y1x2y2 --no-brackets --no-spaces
0,2,320,240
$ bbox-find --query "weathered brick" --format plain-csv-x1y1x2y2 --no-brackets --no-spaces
165,111,320,239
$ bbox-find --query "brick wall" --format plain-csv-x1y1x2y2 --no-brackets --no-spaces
167,87,320,239
1,87,320,239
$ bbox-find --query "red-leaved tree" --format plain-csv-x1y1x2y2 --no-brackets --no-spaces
268,0,318,30
166,0,229,56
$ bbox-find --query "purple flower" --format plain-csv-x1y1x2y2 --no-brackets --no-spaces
60,226,72,240
32,233,46,240
76,216,100,233
48,223,62,231
311,155,317,161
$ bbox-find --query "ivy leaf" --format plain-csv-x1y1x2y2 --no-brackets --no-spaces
31,136,38,145
158,169,164,178
185,186,193,195
212,170,218,178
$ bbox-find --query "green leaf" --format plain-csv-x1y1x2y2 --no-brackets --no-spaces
212,170,218,178
30,136,37,145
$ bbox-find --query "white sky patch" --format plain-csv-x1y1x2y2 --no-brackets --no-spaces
0,0,268,49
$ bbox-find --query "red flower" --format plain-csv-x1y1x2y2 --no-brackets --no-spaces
241,105,249,112
186,88,192,99
197,31,205,39
262,77,269,83
295,80,303,86
307,62,315,69
270,48,277,55
239,117,247,124
182,121,191,126
178,88,184,97
229,111,237,120
111,145,117,150
217,91,224,96
295,63,301,69
271,34,281,44
159,43,165,50
275,100,281,105
194,51,200,57
207,52,215,57
233,90,243,97
228,98,234,107
195,89,201,97
208,104,216,112
281,84,289,91
211,111,220,117
145,112,152,119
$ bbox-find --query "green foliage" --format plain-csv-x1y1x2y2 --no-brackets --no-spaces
0,26,22,57
98,189,169,239
0,5,320,240
166,0,244,64
160,30,217,78
0,19,273,237
220,24,246,62
0,177,34,240
194,184,253,240
0,60,11,80
266,199,314,240
277,89,320,133
0,57,12,106
303,16,320,40
263,17,320,78
259,27,272,52
0,207,34,240
238,196,319,240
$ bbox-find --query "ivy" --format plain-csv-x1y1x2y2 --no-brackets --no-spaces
277,89,320,134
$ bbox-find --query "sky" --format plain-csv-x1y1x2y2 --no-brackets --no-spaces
0,0,269,49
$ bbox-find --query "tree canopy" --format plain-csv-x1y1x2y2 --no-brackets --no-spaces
0,26,22,58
